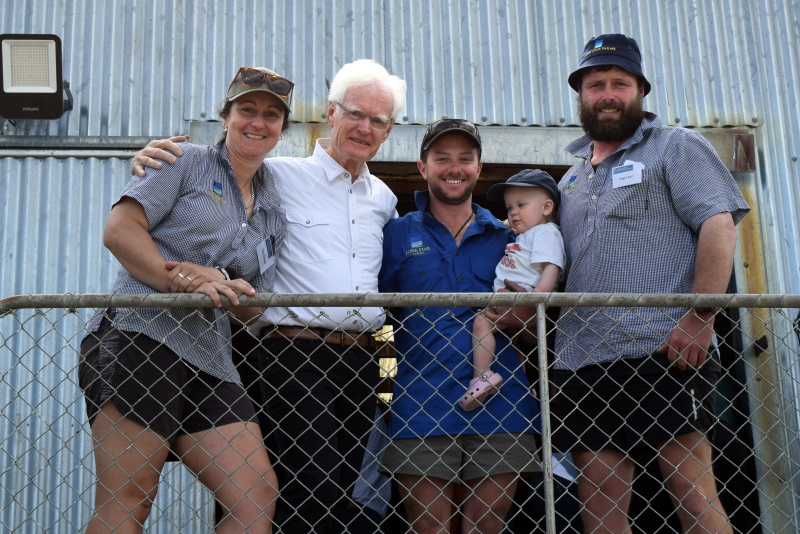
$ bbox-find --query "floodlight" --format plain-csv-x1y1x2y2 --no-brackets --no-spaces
0,34,72,119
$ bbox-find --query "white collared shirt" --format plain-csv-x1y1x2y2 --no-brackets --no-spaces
257,139,398,332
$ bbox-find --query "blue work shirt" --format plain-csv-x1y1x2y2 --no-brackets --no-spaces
379,191,539,439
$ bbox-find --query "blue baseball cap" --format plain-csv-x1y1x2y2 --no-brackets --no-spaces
486,169,560,212
568,34,651,95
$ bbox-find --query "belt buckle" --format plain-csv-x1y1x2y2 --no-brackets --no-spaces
339,331,354,347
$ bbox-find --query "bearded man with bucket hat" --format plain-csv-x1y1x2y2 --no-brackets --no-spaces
550,34,750,533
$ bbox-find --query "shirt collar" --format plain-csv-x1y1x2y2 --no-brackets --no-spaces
213,139,271,194
565,111,662,159
413,190,506,231
214,139,234,173
312,139,373,193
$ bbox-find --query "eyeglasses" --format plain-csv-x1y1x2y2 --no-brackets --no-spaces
227,67,294,107
335,101,394,131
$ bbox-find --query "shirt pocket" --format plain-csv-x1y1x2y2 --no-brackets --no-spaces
603,170,666,220
359,222,385,274
284,210,333,264
471,255,499,290
396,255,446,293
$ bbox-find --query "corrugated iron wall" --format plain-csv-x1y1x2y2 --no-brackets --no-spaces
0,0,777,133
1,0,799,531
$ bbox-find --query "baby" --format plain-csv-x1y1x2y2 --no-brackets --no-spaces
460,169,565,411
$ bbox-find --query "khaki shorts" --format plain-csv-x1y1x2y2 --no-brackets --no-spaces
381,433,540,483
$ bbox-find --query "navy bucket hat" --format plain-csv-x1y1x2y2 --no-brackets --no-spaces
568,33,651,96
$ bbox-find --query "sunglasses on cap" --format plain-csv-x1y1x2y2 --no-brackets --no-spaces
227,67,294,107
420,118,482,159
426,118,479,136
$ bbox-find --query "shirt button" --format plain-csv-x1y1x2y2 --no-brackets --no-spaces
306,220,311,224
352,219,355,224
591,195,597,200
419,270,424,275
350,189,353,194
459,274,465,279
241,223,247,227
355,286,360,290
345,173,350,178
352,253,356,258
352,320,358,325
442,230,447,235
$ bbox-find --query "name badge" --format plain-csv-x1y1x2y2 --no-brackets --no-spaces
612,161,643,188
256,237,275,274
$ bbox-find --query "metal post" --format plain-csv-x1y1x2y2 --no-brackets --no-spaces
536,302,557,534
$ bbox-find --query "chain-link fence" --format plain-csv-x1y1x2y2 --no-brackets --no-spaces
1,292,798,533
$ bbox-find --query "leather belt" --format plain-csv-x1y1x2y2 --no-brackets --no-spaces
262,325,379,350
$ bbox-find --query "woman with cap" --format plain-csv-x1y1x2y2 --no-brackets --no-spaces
79,67,293,533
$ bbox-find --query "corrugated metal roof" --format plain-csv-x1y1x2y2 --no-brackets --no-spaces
0,0,775,134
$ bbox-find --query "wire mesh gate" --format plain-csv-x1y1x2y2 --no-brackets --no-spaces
0,292,798,533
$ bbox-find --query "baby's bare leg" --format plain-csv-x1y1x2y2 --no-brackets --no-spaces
472,313,498,378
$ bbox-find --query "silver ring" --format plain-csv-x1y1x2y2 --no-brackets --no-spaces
177,273,185,279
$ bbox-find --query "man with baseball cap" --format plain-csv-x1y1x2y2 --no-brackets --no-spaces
379,119,540,532
552,33,749,533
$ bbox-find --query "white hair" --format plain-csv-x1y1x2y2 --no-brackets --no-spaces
328,59,407,120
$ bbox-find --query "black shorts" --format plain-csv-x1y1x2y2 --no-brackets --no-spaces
79,319,257,441
550,352,721,453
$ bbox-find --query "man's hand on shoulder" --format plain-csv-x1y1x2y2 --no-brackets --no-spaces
131,136,187,177
483,279,536,331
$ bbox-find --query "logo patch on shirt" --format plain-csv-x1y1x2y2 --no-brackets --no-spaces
563,175,578,194
208,181,227,204
405,236,430,256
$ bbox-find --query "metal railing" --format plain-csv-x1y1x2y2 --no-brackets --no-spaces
1,292,798,533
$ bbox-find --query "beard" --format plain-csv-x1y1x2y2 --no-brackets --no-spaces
427,174,477,206
579,94,645,142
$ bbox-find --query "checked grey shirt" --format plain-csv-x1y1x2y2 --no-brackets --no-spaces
86,141,285,382
554,113,750,370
